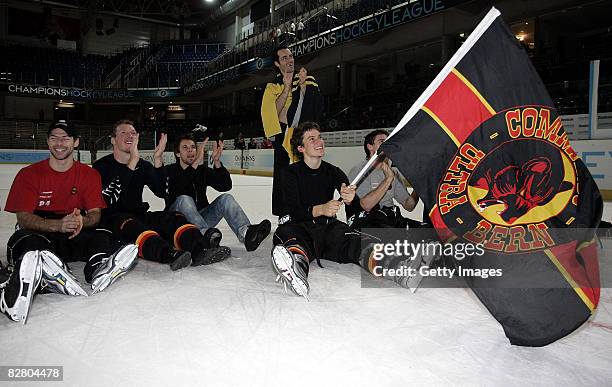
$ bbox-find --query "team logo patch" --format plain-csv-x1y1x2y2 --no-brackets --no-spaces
435,106,578,253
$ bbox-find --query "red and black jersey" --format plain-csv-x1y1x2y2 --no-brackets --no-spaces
5,159,106,218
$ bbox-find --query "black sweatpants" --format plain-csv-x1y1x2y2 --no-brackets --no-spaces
272,124,290,216
351,207,408,229
273,219,365,265
103,211,203,263
7,228,116,283
352,207,437,238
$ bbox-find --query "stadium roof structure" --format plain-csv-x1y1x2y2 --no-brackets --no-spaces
14,0,233,26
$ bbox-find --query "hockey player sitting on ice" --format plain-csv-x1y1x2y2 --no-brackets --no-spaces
0,120,138,324
348,129,420,229
271,122,427,299
154,133,271,252
93,120,230,271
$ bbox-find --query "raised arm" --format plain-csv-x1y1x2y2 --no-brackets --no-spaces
153,133,168,168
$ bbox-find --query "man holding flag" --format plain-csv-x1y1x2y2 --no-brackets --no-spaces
270,122,432,299
351,7,602,346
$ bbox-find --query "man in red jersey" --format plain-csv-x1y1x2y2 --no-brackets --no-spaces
0,120,138,324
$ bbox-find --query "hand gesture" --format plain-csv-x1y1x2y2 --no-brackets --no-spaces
154,133,167,157
212,140,224,166
380,158,395,181
127,133,140,170
153,133,167,167
61,208,83,239
283,70,293,88
298,67,307,91
320,199,341,217
340,183,356,204
193,137,208,168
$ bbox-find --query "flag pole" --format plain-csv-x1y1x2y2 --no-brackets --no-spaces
349,7,501,187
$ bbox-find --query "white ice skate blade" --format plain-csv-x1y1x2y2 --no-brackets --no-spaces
40,251,88,297
1,251,42,324
92,244,138,294
272,246,310,301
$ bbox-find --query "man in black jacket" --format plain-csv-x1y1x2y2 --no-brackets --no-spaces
93,120,230,270
271,122,370,299
271,122,431,299
157,134,271,252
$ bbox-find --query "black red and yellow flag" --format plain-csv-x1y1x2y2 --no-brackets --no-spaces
380,8,603,346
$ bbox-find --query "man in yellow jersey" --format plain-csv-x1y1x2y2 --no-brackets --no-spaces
261,45,323,216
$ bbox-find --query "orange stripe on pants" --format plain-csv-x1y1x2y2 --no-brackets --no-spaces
135,230,159,258
173,224,198,251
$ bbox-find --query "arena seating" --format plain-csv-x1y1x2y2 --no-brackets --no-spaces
0,44,107,88
139,43,226,88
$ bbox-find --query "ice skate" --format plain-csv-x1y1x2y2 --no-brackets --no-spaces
0,251,43,324
91,244,139,294
40,250,88,297
271,245,310,300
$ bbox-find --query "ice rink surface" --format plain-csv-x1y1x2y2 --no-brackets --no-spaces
0,164,611,386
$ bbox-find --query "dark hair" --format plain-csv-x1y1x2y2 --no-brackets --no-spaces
173,134,196,159
274,45,291,73
111,119,136,137
275,45,289,61
363,129,389,158
291,122,321,160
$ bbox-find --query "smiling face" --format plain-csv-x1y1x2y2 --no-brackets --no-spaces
111,123,138,154
176,138,197,167
275,48,294,74
298,129,325,159
47,128,78,161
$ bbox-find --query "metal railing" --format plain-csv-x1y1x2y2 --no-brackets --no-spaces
0,112,609,151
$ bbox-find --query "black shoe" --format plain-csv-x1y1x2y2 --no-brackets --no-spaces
203,227,222,248
192,247,231,266
244,220,272,252
168,249,192,271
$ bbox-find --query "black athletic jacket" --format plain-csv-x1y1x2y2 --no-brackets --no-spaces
93,154,165,218
161,162,232,211
286,73,324,126
279,160,361,224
